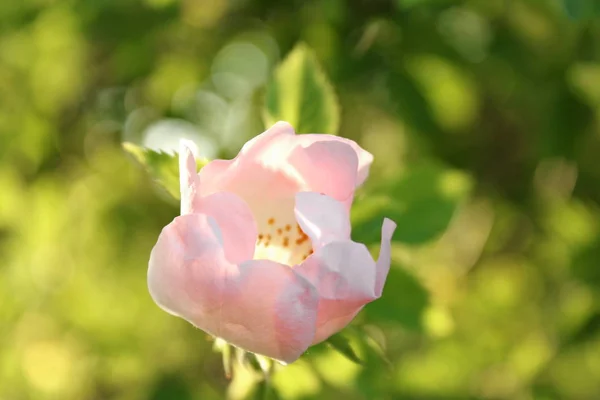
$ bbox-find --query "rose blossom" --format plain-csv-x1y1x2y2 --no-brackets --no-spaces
148,121,396,363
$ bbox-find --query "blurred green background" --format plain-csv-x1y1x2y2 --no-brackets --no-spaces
2,0,600,399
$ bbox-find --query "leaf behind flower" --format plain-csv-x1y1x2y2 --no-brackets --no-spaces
263,43,340,135
122,142,208,200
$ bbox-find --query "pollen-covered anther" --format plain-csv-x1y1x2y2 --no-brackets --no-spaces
295,237,308,245
302,249,314,261
254,217,314,266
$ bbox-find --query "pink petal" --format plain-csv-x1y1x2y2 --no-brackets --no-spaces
296,134,374,187
289,140,358,204
148,213,319,363
178,143,258,264
195,124,301,227
197,123,370,207
197,192,257,264
148,213,230,327
194,159,231,197
225,259,319,363
179,141,201,215
294,192,350,249
200,160,301,230
293,219,396,344
294,241,376,344
197,122,296,197
238,121,296,160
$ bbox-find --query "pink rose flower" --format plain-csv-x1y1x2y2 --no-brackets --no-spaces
148,122,396,363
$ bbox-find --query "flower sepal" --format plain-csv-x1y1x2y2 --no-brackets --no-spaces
213,337,276,379
212,336,283,400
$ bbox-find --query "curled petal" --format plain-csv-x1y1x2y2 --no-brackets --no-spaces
148,214,318,363
375,218,396,297
294,241,375,344
289,140,359,203
296,134,373,187
294,192,350,249
294,219,396,344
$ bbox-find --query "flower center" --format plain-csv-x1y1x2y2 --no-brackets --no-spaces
254,216,313,266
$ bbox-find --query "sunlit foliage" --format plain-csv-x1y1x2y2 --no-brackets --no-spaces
2,0,600,399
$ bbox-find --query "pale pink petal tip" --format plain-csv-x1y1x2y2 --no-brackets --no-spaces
178,139,197,175
178,140,201,215
375,218,396,297
271,121,296,133
382,218,397,240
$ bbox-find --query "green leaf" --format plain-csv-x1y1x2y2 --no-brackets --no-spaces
388,66,442,139
122,142,208,200
396,0,451,10
561,0,600,20
252,380,280,400
342,326,393,371
149,374,193,400
325,333,364,365
353,198,456,245
352,164,471,245
263,43,340,134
